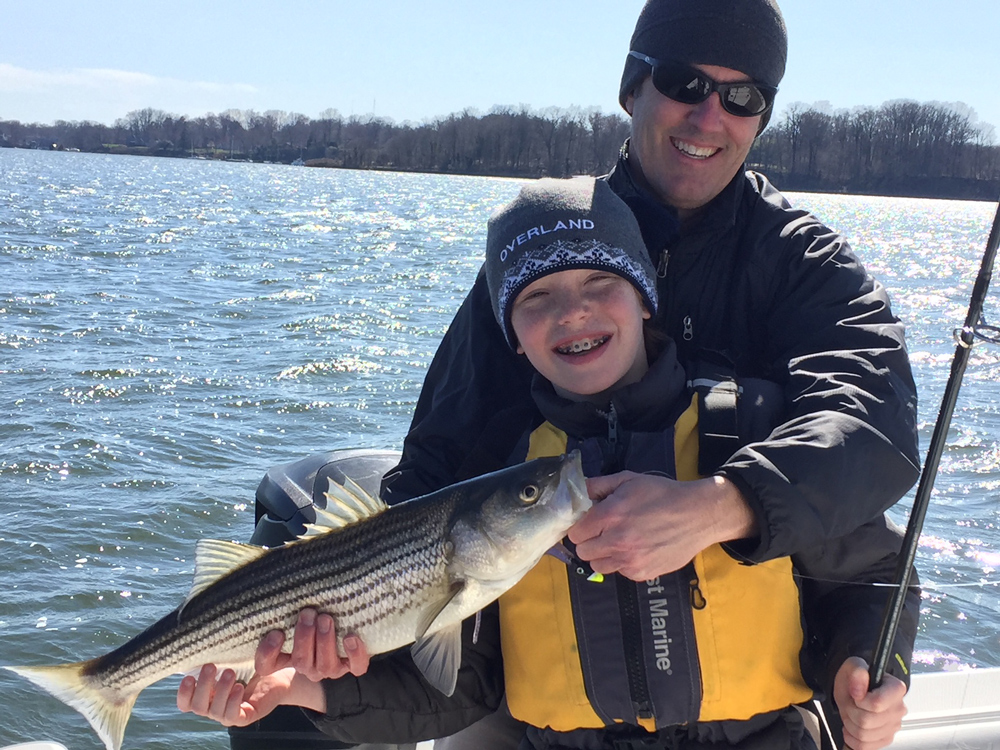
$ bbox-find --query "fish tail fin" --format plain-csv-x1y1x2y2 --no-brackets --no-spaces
4,662,137,750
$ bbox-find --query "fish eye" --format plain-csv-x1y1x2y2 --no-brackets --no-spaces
519,484,539,505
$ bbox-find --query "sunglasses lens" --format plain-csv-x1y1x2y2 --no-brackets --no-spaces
649,61,772,117
720,84,771,117
651,65,712,105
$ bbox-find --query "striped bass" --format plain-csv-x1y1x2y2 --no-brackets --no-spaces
5,450,591,750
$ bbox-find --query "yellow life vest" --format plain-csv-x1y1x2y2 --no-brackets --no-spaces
499,395,812,732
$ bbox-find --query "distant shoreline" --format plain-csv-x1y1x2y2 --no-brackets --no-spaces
4,99,999,202
5,143,997,204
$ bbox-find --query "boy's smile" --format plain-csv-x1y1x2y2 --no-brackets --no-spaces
555,335,611,355
510,268,651,402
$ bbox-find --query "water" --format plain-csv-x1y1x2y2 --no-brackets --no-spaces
1,148,998,748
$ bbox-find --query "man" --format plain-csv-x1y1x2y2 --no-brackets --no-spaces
181,1,919,748
381,1,920,747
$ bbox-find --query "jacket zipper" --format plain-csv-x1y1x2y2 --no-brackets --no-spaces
618,574,710,723
658,238,692,347
601,404,654,720
598,397,709,725
617,577,654,720
656,248,670,278
606,402,619,451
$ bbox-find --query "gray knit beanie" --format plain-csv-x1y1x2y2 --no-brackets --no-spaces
486,177,657,349
619,0,787,126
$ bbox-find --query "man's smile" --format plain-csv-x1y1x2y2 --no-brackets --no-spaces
670,137,720,159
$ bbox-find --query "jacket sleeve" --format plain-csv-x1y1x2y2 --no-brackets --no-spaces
305,605,504,744
380,268,537,504
718,179,921,561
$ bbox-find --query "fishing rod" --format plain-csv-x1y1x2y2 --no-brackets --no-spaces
870,193,1000,689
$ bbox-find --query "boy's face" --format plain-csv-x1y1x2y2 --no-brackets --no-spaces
510,268,651,401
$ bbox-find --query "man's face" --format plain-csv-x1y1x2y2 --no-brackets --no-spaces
625,64,763,216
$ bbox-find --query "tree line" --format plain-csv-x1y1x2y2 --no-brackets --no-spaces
752,101,999,199
2,100,998,199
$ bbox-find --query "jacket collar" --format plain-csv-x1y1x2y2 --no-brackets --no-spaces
605,141,680,256
605,139,746,251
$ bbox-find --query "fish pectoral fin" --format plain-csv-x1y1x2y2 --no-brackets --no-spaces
410,622,462,697
186,540,268,605
414,581,464,641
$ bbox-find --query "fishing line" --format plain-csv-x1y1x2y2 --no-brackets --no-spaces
716,557,1000,590
870,193,1000,689
722,540,1000,591
788,573,1000,591
921,579,1000,590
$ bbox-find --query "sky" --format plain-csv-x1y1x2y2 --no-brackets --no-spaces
2,0,1000,137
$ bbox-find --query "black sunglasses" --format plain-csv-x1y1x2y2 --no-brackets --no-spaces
628,51,777,118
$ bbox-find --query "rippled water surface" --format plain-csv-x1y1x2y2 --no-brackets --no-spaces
1,149,999,748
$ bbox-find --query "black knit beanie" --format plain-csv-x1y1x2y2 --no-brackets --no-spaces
486,177,658,349
619,0,787,128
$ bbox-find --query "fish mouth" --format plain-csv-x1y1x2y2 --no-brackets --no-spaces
555,335,610,356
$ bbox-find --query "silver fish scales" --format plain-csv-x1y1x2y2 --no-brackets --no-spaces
95,496,453,692
6,451,591,750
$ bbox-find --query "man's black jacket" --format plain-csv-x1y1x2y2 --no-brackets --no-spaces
383,149,920,565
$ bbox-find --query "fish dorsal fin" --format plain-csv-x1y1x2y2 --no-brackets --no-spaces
325,474,388,522
411,621,462,697
186,539,267,604
297,475,388,539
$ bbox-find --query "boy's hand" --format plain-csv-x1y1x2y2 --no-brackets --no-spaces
177,664,306,726
176,608,370,726
834,656,907,750
258,607,371,681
